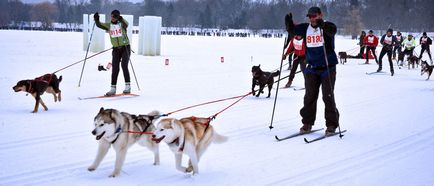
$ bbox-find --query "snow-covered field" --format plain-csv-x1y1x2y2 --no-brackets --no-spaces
1,30,434,186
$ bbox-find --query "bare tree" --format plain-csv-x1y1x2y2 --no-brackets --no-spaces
30,2,58,30
344,6,363,39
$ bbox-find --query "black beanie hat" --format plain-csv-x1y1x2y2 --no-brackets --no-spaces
111,10,120,17
387,28,393,33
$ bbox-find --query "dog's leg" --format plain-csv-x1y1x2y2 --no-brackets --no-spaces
39,98,48,111
185,149,199,175
175,153,188,173
257,85,265,97
46,87,58,102
251,79,256,96
88,140,110,172
266,84,273,98
142,138,160,165
32,93,39,113
110,145,128,177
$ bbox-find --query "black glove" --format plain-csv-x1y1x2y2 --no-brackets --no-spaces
118,16,123,21
93,12,99,21
316,19,325,28
285,13,294,33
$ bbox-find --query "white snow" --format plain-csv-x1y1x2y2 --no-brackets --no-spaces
1,30,434,186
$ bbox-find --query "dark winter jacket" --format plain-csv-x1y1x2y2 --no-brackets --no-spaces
380,34,397,51
289,22,338,68
420,36,432,48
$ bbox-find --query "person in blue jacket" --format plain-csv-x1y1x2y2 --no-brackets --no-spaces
285,6,339,136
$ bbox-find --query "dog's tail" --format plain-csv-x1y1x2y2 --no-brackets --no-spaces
271,70,280,77
212,132,228,144
58,75,62,82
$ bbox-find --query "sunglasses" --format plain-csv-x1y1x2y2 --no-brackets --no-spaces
308,14,318,19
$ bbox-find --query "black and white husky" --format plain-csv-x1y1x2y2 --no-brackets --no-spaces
88,107,161,177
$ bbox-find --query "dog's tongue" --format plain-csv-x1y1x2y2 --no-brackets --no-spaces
96,132,105,140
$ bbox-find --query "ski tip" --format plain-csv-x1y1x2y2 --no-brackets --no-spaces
274,136,280,141
303,138,310,143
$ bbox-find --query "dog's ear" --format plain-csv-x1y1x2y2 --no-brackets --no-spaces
99,107,104,113
131,114,137,121
258,64,261,67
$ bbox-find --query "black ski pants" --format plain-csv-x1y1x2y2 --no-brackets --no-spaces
111,45,131,85
419,46,432,61
365,46,378,63
378,48,394,72
393,45,402,59
300,67,339,129
288,55,306,82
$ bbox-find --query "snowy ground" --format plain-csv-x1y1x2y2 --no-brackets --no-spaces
1,30,434,186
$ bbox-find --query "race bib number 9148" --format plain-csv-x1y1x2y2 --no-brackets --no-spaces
110,24,123,38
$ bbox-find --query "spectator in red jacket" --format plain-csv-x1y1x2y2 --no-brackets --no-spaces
282,33,306,88
363,30,379,64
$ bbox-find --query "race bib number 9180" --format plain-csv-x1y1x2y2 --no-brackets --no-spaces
306,26,323,48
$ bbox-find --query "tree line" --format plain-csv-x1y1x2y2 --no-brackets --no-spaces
0,0,432,35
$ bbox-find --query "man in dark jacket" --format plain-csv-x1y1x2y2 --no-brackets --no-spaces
286,7,339,136
377,28,398,76
419,32,433,64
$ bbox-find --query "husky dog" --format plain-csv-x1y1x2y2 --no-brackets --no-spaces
421,60,433,80
152,117,227,175
251,65,280,98
12,73,62,113
88,108,161,177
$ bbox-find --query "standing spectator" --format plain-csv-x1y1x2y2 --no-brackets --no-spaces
398,34,417,66
419,32,433,64
282,30,306,88
393,31,404,60
358,31,366,57
377,28,397,76
94,10,131,96
363,30,379,64
286,6,340,136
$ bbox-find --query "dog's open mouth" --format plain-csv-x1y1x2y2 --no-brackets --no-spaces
96,131,106,140
152,135,165,143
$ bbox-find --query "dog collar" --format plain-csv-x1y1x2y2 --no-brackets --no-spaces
111,126,122,144
168,137,185,152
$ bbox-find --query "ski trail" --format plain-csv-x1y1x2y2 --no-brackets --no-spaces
267,125,434,185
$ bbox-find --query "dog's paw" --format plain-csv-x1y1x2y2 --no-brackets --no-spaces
87,166,96,172
186,166,194,173
31,110,38,113
109,172,120,178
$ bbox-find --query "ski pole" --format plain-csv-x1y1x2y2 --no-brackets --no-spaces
78,21,96,87
268,37,287,130
320,28,343,138
121,24,141,91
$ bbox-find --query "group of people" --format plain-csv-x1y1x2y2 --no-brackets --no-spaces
357,29,432,75
95,7,431,137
